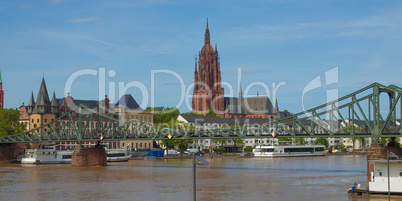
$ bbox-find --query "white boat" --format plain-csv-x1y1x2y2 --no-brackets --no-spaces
106,148,131,162
253,145,327,157
21,146,74,164
368,159,402,194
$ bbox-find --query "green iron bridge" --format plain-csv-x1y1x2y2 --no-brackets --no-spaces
1,82,402,144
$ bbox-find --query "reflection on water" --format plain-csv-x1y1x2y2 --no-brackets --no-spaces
0,155,398,201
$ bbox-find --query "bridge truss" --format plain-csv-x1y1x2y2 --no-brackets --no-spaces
1,83,401,143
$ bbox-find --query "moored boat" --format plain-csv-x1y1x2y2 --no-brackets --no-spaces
21,146,73,164
253,145,327,157
106,148,131,162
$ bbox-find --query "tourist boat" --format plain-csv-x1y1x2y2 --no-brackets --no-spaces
21,146,74,164
106,148,131,162
253,145,327,157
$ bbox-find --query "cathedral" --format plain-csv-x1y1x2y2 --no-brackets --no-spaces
192,20,282,119
192,19,225,114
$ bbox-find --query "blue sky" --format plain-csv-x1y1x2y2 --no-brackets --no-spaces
1,0,402,114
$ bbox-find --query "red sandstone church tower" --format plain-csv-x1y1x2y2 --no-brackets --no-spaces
192,19,224,114
0,71,4,108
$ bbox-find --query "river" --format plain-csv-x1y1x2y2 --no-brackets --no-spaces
0,155,398,201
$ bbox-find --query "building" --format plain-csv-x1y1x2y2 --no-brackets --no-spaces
114,94,154,149
19,104,30,131
0,71,4,108
177,114,275,152
192,19,225,114
23,78,154,150
191,19,279,119
26,77,58,132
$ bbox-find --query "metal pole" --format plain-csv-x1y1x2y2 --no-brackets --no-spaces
193,153,196,201
387,149,390,201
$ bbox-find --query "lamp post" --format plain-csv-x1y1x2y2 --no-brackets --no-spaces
193,154,209,201
167,133,172,157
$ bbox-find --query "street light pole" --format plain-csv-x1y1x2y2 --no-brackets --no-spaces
167,133,172,157
387,149,390,201
193,153,196,201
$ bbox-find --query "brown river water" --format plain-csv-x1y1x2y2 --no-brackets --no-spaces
0,155,399,201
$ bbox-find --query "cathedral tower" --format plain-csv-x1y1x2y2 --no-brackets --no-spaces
192,19,224,114
0,71,4,108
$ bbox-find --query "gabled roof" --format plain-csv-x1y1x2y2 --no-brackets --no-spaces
115,94,142,110
178,114,270,126
224,96,275,114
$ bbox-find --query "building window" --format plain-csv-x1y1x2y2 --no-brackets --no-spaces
44,119,47,123
144,143,146,148
37,119,39,123
136,143,138,148
400,172,402,177
379,172,382,177
22,111,25,116
32,119,34,123
149,143,151,148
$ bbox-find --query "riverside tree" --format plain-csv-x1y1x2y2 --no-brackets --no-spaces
0,108,27,137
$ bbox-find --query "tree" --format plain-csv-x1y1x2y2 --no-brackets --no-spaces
278,137,292,145
213,138,226,154
293,138,305,145
205,109,217,117
146,107,180,124
244,146,253,152
232,138,244,154
0,108,27,137
315,138,329,148
159,139,194,156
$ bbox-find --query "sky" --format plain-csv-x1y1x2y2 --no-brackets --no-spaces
1,0,402,114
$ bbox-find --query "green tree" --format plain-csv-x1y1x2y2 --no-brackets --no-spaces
205,109,217,117
232,138,244,154
213,138,226,154
159,139,194,156
278,137,292,145
293,138,305,145
0,108,27,137
244,146,253,152
315,138,329,148
146,107,180,124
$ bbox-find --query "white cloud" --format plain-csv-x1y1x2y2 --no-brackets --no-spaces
66,17,99,23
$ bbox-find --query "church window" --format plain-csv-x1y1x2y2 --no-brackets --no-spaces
22,111,24,116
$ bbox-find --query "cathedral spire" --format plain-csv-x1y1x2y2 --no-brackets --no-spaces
204,18,210,45
275,99,279,113
194,56,198,73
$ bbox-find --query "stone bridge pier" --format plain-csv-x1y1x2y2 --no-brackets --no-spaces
71,144,107,167
0,143,26,163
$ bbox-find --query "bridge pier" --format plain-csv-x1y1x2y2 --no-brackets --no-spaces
71,144,107,167
0,143,26,163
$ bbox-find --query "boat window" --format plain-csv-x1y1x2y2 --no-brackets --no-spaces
379,172,382,177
